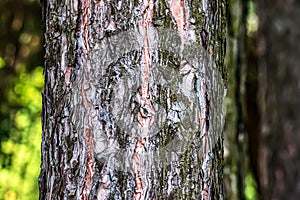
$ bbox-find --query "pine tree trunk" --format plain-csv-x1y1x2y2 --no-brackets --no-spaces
39,0,227,199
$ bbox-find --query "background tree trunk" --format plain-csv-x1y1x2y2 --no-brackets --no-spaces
39,0,227,199
256,1,300,199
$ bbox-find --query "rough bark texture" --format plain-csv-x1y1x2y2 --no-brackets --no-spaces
39,0,227,199
257,1,300,199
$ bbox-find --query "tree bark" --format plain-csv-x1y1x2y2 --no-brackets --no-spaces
256,1,300,199
39,0,227,199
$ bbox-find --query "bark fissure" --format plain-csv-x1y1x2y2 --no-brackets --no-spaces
133,0,156,199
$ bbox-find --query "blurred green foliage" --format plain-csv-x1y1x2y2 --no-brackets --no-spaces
245,172,258,200
0,67,43,200
0,0,43,199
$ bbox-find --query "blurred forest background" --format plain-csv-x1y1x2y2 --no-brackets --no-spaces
1,0,295,199
0,0,43,199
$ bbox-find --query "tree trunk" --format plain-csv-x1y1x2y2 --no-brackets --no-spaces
256,1,300,199
39,0,227,199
